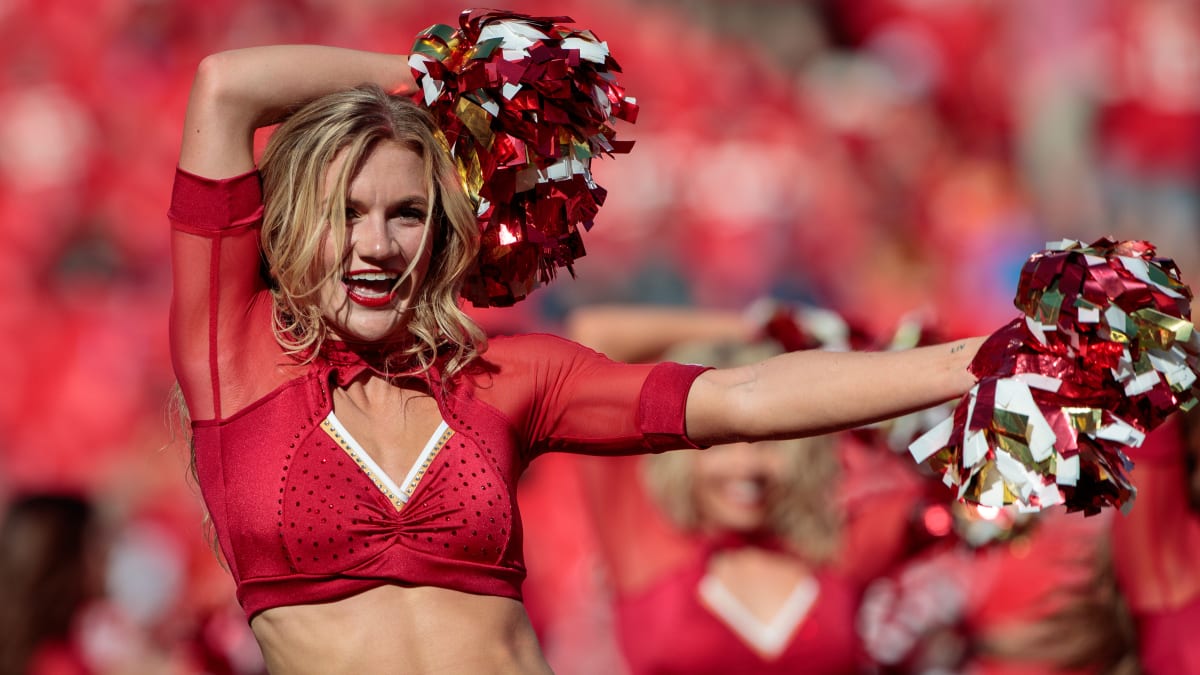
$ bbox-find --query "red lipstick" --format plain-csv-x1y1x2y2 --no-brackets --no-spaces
343,270,400,308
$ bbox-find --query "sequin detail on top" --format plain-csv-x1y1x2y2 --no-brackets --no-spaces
320,413,453,511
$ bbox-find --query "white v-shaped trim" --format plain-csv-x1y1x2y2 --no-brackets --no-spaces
697,572,820,659
321,412,452,510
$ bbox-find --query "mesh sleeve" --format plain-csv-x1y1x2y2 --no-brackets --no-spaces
478,334,710,459
168,167,287,421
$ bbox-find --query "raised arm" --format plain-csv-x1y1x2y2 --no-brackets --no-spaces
685,337,984,444
179,45,414,178
565,305,754,363
171,46,415,420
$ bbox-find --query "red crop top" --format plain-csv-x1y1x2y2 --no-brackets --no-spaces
168,168,708,618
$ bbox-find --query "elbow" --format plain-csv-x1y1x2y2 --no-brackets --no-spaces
186,54,233,125
189,52,259,124
192,52,232,101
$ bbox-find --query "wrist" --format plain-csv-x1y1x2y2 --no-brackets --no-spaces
956,336,987,386
388,54,418,96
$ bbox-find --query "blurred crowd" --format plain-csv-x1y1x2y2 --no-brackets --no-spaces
2,0,1199,673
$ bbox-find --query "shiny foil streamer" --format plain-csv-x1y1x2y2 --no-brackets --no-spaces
410,9,637,306
910,238,1199,514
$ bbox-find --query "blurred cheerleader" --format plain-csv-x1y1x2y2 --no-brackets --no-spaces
529,305,934,674
604,341,859,674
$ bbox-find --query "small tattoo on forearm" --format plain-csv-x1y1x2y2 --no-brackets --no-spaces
951,343,965,353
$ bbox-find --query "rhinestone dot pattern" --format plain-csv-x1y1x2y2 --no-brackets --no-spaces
279,406,522,579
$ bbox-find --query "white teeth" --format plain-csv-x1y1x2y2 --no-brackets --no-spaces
347,272,398,282
343,271,400,301
725,480,764,504
353,287,389,298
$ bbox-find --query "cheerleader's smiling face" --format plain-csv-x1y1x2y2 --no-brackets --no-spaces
316,140,434,345
692,441,789,534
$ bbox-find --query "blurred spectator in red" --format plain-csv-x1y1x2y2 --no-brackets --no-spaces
0,493,104,675
1094,0,1200,282
0,488,265,675
859,502,1137,674
852,282,1139,675
1111,411,1200,673
829,0,1014,155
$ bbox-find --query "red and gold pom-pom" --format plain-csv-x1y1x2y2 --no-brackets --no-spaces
410,9,637,307
910,238,1199,514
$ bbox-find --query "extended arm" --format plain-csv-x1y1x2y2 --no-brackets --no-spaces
685,337,984,444
179,45,414,179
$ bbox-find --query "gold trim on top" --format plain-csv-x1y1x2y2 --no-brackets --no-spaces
319,416,455,511
321,417,405,510
403,424,454,500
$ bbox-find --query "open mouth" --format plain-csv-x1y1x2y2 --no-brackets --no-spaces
343,271,401,308
723,479,767,507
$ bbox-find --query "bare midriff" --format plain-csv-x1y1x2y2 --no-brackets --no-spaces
250,585,552,674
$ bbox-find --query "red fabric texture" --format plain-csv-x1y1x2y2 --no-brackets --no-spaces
1133,599,1200,675
1112,420,1200,672
168,168,708,618
1113,420,1200,613
615,545,860,675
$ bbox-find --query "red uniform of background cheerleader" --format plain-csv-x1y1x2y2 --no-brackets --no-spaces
1111,414,1200,674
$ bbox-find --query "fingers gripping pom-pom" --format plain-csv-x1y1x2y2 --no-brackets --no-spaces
410,9,637,307
910,238,1199,515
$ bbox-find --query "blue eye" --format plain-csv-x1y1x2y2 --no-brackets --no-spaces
392,207,427,223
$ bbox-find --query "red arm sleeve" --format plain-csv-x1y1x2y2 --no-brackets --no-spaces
477,334,710,459
168,167,287,421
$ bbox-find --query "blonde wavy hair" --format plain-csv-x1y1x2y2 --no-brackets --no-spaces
258,84,485,377
643,341,843,565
